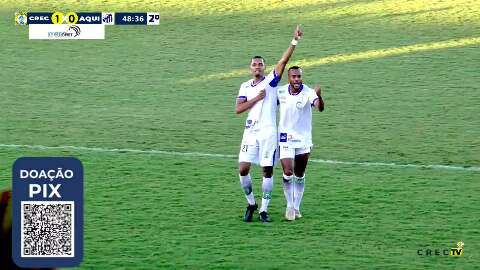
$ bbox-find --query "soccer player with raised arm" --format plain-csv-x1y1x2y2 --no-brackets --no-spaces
236,25,302,222
277,66,325,221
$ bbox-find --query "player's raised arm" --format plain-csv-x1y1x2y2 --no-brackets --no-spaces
235,89,266,114
313,85,325,112
274,25,302,78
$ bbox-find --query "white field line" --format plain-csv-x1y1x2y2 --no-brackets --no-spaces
1,144,479,172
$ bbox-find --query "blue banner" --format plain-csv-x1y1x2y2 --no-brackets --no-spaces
12,157,84,268
77,12,102,24
115,12,148,25
27,12,53,24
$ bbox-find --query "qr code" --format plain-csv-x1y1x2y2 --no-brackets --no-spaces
21,201,74,257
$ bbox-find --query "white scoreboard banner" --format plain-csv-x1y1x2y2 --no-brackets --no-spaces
29,24,105,40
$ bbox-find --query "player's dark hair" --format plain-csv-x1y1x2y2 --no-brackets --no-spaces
251,56,265,62
288,66,301,71
288,66,302,74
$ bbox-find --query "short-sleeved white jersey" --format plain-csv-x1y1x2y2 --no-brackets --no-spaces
277,83,318,147
237,69,281,143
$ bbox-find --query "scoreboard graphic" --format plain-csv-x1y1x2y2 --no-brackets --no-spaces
15,12,160,40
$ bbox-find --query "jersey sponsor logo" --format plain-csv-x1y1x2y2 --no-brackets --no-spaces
288,134,301,143
280,133,302,144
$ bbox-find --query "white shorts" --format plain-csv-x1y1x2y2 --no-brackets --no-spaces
279,145,311,159
238,132,278,167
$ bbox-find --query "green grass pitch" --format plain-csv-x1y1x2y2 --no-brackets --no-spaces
0,1,479,269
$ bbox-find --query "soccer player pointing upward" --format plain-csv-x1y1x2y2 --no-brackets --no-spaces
236,25,302,222
277,66,324,221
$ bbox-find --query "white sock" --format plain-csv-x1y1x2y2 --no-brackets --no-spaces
239,174,256,205
293,175,305,210
282,174,294,208
260,177,273,213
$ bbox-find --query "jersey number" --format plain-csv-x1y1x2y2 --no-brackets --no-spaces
241,145,248,152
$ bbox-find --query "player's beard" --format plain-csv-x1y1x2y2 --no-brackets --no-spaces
291,82,302,90
253,70,263,78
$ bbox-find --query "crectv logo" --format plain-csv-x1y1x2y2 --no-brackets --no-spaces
450,241,464,256
48,25,81,38
417,241,464,257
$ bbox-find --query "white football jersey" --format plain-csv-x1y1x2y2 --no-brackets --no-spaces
237,70,281,143
277,83,319,147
